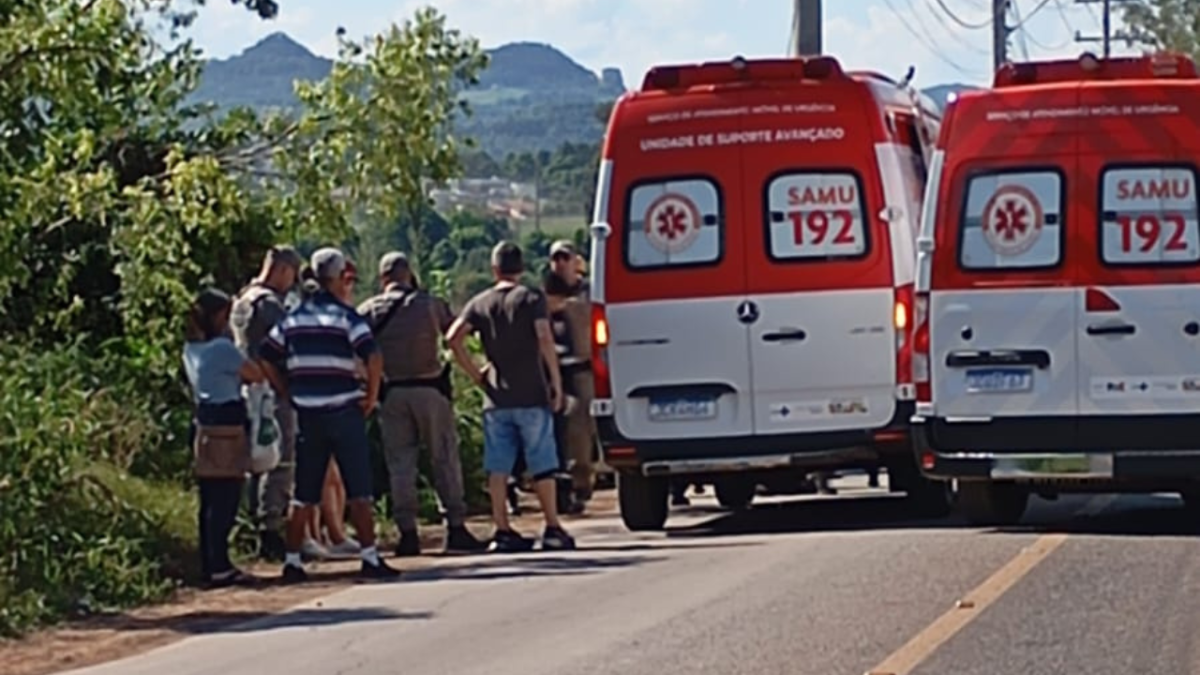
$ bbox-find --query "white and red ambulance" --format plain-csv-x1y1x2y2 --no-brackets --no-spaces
587,55,947,531
912,53,1200,525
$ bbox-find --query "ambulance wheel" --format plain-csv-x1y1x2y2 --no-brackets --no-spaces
617,471,669,531
889,461,953,518
958,481,1028,526
714,476,757,511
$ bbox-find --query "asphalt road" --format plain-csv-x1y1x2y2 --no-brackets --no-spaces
57,476,1200,675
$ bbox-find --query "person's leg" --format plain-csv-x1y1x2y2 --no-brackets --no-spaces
482,409,531,552
258,401,296,559
413,389,484,552
211,478,244,576
516,407,575,549
867,466,880,489
321,459,350,545
329,406,399,578
282,409,332,582
552,410,575,515
567,371,596,502
379,389,422,554
197,479,214,580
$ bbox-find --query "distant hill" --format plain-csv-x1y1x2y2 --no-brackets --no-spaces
190,33,977,158
190,33,622,158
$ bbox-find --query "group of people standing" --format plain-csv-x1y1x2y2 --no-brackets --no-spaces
182,237,597,586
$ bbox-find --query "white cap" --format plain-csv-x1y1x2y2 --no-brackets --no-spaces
310,247,347,281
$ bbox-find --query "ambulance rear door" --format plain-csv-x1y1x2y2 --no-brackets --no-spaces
1073,85,1200,449
740,88,898,436
602,96,754,441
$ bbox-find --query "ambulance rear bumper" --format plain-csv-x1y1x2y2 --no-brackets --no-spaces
595,402,914,475
912,417,1200,485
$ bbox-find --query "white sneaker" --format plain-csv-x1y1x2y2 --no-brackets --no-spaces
326,537,362,559
301,538,329,561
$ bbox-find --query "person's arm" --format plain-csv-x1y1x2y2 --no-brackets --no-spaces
436,297,455,334
239,358,266,384
530,294,563,412
536,318,564,412
447,317,486,386
258,322,289,400
348,313,382,414
446,301,486,386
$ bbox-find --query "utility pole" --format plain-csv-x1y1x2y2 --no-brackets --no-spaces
1074,0,1144,57
790,0,822,56
992,0,1010,71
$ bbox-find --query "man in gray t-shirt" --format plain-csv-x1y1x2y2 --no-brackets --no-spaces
230,245,302,560
448,241,575,553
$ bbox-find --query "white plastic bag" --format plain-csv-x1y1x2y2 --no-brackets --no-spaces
244,382,281,474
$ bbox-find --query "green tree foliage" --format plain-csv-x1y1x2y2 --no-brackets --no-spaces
272,7,488,269
0,0,497,637
1123,0,1200,59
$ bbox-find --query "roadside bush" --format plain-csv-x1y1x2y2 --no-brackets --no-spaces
0,343,195,637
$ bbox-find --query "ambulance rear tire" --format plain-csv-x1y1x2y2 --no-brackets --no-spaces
617,471,669,531
714,476,757,511
958,481,1028,526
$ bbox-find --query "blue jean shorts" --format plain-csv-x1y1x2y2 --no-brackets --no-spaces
483,406,560,477
294,405,374,505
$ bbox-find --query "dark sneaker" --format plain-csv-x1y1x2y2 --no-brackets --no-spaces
488,529,535,553
360,558,403,581
281,564,308,585
394,530,421,557
444,526,487,554
259,530,286,562
541,526,576,551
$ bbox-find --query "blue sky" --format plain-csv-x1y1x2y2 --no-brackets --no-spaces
186,0,1139,88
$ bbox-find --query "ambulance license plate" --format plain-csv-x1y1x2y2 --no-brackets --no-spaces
648,397,717,421
965,367,1033,393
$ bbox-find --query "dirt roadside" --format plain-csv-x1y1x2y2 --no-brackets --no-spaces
0,490,622,675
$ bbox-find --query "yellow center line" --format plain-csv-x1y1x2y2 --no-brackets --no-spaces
864,494,1116,675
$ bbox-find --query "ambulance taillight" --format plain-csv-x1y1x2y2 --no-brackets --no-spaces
894,286,913,392
592,303,612,399
912,291,931,401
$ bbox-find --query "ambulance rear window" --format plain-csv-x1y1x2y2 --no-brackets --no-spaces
764,171,869,261
624,176,723,269
958,169,1064,270
1099,165,1200,266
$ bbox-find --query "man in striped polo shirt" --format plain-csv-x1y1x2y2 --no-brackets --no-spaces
260,247,400,583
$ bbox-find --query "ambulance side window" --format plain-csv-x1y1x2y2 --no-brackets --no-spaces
897,114,928,184
764,171,869,261
624,176,723,269
958,169,1063,270
1099,165,1200,265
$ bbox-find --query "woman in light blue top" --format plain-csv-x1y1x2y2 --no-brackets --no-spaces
183,288,265,588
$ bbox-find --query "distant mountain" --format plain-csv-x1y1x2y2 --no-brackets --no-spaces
190,33,977,158
190,33,621,157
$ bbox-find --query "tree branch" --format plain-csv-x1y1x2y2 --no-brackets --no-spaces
0,44,102,81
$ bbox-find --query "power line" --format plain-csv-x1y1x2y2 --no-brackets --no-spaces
932,0,992,29
1008,0,1055,31
882,0,989,77
924,0,992,54
1012,0,1074,51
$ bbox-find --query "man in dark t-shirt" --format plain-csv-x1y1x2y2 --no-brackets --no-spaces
447,241,576,553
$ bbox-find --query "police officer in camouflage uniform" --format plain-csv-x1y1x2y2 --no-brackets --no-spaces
229,245,302,560
357,252,486,556
548,239,597,509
